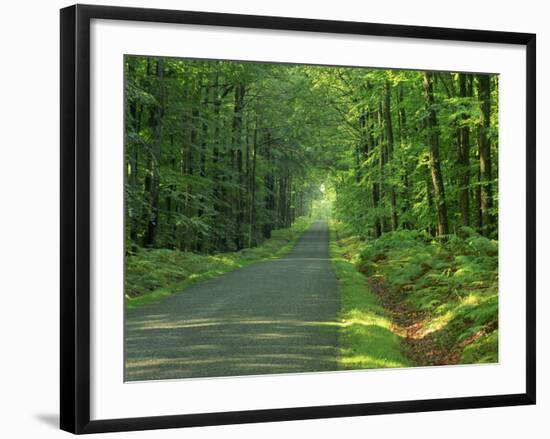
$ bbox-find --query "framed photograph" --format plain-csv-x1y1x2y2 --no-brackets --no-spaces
60,4,536,434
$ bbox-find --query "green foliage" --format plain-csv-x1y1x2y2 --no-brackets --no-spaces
461,330,498,364
465,236,498,257
125,55,499,368
125,56,335,255
127,56,499,258
329,227,410,369
334,220,498,365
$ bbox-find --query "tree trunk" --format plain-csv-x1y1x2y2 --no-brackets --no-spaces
377,104,387,234
366,108,382,238
475,151,483,229
143,58,164,247
458,74,471,227
278,176,287,228
423,72,449,237
196,80,210,252
128,94,141,245
263,134,275,239
249,121,258,247
210,74,225,250
477,74,495,236
183,85,199,251
232,84,246,250
397,83,412,229
384,81,398,231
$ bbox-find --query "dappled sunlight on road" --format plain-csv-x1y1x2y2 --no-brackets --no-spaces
125,221,340,381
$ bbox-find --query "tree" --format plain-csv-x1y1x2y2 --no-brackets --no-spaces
143,58,164,247
477,74,495,237
383,80,398,230
457,73,472,227
423,72,449,237
125,56,499,255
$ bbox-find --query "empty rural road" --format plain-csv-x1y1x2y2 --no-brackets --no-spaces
125,220,340,381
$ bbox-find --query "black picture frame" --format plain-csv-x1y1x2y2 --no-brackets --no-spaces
60,4,536,434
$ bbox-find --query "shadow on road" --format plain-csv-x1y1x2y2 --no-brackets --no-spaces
125,220,340,381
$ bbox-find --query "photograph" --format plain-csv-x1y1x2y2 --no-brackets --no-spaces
123,55,499,382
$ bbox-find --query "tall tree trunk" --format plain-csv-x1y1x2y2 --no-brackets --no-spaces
128,96,141,245
377,104,387,234
183,84,200,251
249,121,258,247
425,173,436,237
397,84,412,229
263,133,275,239
423,72,449,237
232,84,246,250
287,175,293,227
166,135,177,248
366,108,382,238
458,74,471,227
196,80,211,252
384,80,398,231
476,156,482,230
278,176,287,228
477,74,495,236
143,58,164,247
244,115,251,245
210,74,226,250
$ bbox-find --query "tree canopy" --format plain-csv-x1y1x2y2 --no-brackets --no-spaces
125,55,498,254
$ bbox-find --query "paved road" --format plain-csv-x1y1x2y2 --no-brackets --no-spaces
125,220,340,381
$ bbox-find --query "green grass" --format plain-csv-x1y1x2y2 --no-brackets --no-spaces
329,222,410,370
125,217,312,310
333,221,498,365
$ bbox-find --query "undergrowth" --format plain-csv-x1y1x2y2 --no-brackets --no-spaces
332,220,498,366
329,228,409,370
125,217,312,309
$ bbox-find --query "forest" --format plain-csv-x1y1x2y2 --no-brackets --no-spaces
124,55,499,372
125,57,497,254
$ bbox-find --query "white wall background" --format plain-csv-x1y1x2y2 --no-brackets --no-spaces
0,0,545,437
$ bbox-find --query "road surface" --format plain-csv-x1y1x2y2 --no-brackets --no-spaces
125,220,340,381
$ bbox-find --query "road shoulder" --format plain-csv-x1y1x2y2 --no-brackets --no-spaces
329,220,410,370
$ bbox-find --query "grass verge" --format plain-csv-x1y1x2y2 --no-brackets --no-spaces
333,220,498,366
329,221,410,370
126,217,312,310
